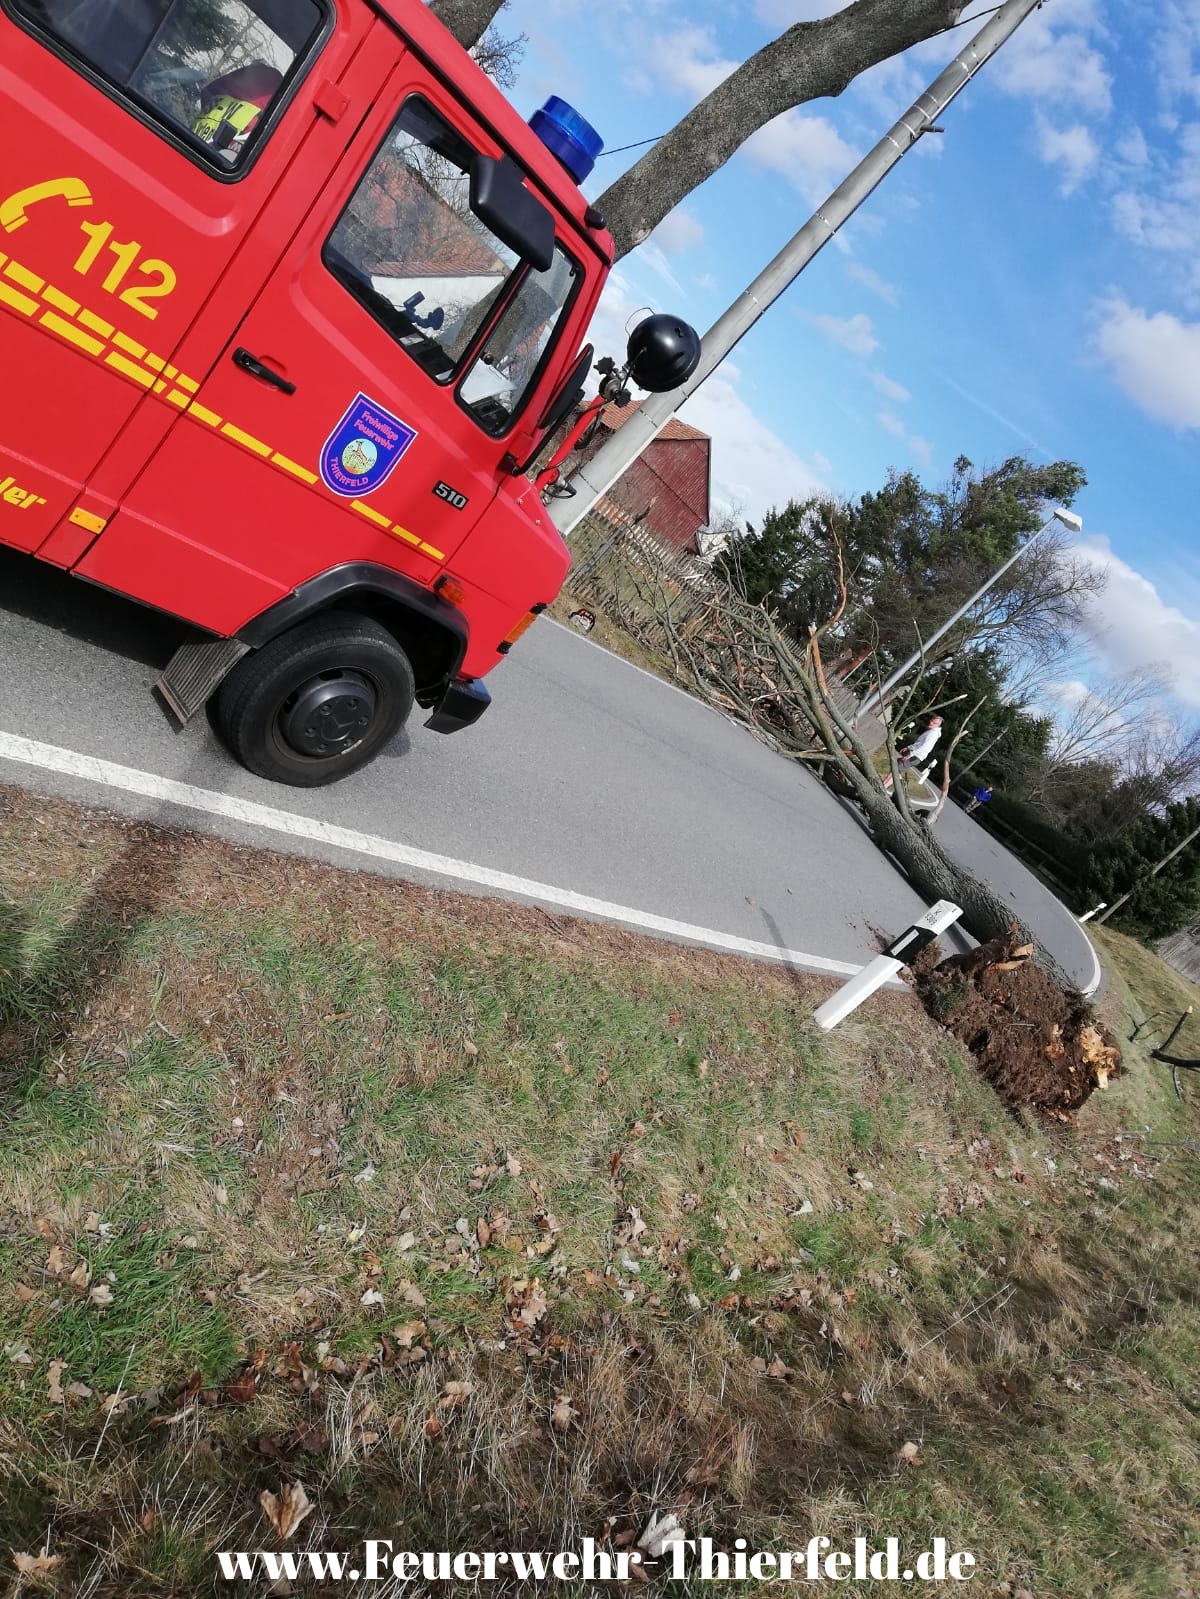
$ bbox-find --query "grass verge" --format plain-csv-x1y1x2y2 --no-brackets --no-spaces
0,784,1197,1596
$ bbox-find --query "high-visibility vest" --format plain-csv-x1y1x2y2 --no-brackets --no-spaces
193,95,262,152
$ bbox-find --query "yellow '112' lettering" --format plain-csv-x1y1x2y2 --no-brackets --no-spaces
0,176,179,323
73,218,176,321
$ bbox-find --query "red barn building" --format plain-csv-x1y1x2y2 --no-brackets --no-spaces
584,400,712,554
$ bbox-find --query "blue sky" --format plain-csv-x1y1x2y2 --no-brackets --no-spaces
485,0,1200,719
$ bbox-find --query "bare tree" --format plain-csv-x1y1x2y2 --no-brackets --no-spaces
432,0,977,260
1040,667,1173,776
471,23,526,90
1121,722,1200,814
968,522,1107,663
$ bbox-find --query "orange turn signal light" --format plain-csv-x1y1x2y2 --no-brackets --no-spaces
497,603,547,654
434,574,467,607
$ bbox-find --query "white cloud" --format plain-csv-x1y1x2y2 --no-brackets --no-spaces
1035,116,1100,194
845,260,900,306
811,311,878,357
908,433,934,469
1112,186,1200,255
649,207,705,256
1076,536,1200,709
870,370,911,403
1095,299,1200,428
1117,126,1151,167
745,111,860,205
1110,121,1200,300
679,370,829,521
647,25,738,102
991,0,1112,117
877,409,932,468
846,49,926,122
634,243,684,296
878,409,905,438
1154,0,1200,109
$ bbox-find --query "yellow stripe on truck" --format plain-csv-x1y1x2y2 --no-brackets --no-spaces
0,245,444,565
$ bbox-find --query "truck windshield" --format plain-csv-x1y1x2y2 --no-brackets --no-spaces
458,248,580,435
325,95,578,432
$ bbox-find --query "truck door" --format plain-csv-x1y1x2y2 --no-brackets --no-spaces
0,0,342,557
75,59,587,634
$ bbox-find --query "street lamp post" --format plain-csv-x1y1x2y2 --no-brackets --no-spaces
855,506,1083,720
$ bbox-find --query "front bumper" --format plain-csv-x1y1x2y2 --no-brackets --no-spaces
424,677,492,735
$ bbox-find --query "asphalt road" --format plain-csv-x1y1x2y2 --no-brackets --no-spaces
0,547,1098,988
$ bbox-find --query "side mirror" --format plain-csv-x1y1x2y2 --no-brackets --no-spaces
626,313,701,393
471,155,555,272
538,344,594,435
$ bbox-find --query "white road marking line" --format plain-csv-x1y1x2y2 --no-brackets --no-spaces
0,731,874,981
548,617,732,714
1079,932,1103,999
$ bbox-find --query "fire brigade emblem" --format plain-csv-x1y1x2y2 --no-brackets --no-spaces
320,393,417,497
341,438,377,476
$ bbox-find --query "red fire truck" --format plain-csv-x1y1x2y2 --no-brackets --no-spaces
0,0,697,784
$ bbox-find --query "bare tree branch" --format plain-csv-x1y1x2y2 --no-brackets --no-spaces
927,697,986,826
597,0,969,258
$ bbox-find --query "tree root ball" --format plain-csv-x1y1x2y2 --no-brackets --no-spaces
913,949,1123,1118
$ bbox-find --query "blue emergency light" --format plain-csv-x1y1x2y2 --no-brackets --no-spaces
529,96,603,184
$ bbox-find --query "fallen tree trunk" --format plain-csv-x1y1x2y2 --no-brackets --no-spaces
603,542,1075,984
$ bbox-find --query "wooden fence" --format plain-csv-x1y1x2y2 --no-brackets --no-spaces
564,502,888,754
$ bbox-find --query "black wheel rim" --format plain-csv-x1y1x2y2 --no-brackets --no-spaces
278,668,380,759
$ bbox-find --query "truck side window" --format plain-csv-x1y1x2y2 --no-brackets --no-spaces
458,247,580,435
324,96,525,391
9,0,324,169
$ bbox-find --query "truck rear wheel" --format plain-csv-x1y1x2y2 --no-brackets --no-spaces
213,613,415,786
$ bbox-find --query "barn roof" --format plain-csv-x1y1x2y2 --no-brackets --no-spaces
598,399,709,443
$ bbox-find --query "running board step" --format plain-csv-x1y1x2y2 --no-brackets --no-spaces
156,634,250,724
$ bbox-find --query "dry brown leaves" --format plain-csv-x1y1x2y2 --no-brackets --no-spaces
550,1394,578,1431
260,1482,315,1540
507,1277,549,1334
13,1550,64,1576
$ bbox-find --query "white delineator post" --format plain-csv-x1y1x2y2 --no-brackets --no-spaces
814,900,963,1032
548,0,1048,538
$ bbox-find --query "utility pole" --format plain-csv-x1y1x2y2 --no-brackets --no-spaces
956,718,1016,784
1094,820,1200,926
548,0,1048,537
855,507,1083,719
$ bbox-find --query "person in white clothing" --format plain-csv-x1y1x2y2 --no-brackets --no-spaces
900,715,943,770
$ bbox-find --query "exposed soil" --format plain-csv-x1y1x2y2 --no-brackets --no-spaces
913,947,1123,1118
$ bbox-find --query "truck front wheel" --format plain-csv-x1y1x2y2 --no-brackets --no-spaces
213,613,415,786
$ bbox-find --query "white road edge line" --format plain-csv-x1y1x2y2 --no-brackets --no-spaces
548,617,720,711
1079,930,1103,999
0,731,875,982
551,616,1102,997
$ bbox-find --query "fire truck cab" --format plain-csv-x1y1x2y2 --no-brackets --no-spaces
0,0,693,784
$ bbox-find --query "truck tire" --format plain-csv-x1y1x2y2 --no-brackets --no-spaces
213,613,415,786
